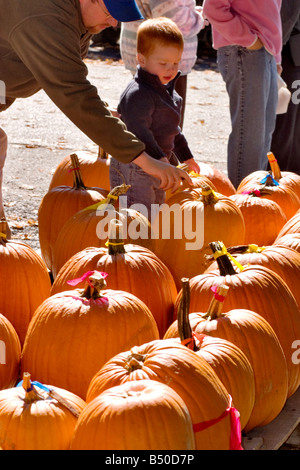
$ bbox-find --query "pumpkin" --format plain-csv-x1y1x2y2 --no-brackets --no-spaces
165,172,217,202
229,192,287,245
178,241,300,398
167,278,255,431
170,162,236,198
51,184,152,278
274,209,300,242
237,152,300,202
152,184,245,289
86,339,243,450
197,162,236,196
0,372,86,450
205,244,300,307
51,219,177,337
49,148,111,192
0,314,21,390
0,220,51,345
38,153,108,272
236,175,299,221
71,380,195,450
165,282,288,433
21,271,159,399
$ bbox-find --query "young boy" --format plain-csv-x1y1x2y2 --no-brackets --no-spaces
109,17,200,221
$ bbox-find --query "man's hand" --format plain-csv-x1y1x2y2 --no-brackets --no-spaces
182,158,201,174
134,152,193,192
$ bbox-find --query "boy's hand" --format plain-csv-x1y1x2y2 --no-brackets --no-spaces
134,152,193,192
183,158,201,174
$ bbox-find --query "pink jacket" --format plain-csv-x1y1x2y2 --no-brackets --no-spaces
203,0,282,63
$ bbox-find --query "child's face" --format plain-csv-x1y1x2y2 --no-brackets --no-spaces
137,43,183,85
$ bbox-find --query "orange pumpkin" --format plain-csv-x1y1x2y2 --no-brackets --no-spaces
229,192,287,245
51,219,177,337
0,314,21,390
166,282,288,433
206,244,300,307
178,241,300,398
21,271,159,399
236,176,299,221
0,372,86,450
171,162,236,198
0,221,51,344
197,162,236,196
237,152,300,202
38,153,108,272
274,233,300,253
71,380,196,450
166,278,255,431
152,184,245,289
86,339,242,450
51,184,152,278
48,148,111,192
165,173,217,202
274,209,300,241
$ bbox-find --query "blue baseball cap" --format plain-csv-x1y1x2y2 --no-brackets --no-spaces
103,0,144,22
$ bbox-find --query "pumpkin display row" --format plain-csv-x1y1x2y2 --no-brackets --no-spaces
0,150,300,450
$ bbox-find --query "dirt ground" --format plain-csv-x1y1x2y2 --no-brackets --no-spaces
1,46,230,251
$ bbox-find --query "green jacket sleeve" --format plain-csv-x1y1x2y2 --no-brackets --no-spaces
9,15,145,163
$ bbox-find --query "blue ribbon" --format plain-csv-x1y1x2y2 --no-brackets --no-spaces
260,174,280,186
17,380,51,393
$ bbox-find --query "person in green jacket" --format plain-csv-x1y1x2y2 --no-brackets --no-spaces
0,0,192,235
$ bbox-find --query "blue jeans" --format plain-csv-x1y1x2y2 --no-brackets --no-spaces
217,46,278,188
109,157,166,222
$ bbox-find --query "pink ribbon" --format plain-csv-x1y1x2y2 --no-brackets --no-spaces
241,189,261,197
193,395,243,450
67,271,109,306
211,285,225,302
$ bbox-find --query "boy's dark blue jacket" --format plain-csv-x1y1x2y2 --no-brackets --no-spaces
117,65,194,162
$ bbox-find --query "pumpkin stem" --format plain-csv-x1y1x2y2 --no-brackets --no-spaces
107,219,126,255
98,147,109,160
202,284,229,320
70,153,86,189
83,271,107,300
106,183,131,207
200,183,219,205
0,218,8,245
267,152,281,181
178,278,197,351
209,241,236,275
22,372,45,404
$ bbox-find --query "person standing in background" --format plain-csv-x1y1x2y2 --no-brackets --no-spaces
271,0,300,174
120,0,206,129
203,0,282,189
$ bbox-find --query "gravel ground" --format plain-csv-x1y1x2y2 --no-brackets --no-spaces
1,46,230,251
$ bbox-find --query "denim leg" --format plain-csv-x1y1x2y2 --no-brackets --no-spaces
109,157,165,222
217,46,278,188
0,126,7,219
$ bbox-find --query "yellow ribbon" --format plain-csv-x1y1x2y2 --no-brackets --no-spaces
83,194,118,212
105,241,125,247
0,232,7,239
213,241,245,272
245,244,266,253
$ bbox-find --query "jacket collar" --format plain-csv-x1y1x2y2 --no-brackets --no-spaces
135,65,181,95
